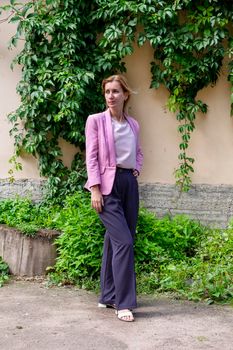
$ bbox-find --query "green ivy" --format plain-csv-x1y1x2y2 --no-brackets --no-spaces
95,0,233,191
0,0,232,195
0,0,108,200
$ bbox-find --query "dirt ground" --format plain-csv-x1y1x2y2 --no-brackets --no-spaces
0,279,233,350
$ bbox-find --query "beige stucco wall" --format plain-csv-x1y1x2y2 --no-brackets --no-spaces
0,4,77,179
0,9,232,184
0,4,39,179
125,43,232,185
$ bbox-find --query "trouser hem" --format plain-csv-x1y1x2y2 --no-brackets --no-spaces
117,304,137,311
99,299,115,305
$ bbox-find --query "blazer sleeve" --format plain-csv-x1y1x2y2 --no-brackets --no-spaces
132,118,143,174
136,139,143,174
85,115,101,188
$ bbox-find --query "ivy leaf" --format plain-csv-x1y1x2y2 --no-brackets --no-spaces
10,16,21,23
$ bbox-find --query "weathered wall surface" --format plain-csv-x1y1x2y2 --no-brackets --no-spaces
139,183,233,228
0,225,59,276
0,179,44,202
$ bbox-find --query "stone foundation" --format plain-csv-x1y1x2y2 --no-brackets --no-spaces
1,179,233,228
0,179,44,202
139,183,233,228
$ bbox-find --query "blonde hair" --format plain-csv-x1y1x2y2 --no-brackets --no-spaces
102,74,133,111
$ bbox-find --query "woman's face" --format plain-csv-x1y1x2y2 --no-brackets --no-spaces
104,81,128,111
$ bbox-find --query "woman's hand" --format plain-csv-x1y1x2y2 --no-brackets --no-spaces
91,185,104,213
133,169,139,177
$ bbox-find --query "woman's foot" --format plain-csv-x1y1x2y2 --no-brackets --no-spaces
116,309,134,322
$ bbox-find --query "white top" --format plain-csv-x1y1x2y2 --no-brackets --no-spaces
111,118,136,169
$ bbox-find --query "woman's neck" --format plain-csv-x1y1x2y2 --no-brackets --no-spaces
109,108,125,122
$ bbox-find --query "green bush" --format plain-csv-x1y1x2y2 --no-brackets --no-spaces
0,197,58,235
136,208,205,263
0,257,10,287
0,193,232,303
136,227,233,303
49,191,104,286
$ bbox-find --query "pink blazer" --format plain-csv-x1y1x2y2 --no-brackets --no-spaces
85,109,143,195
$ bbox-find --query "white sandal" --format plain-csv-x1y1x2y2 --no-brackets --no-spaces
116,309,134,322
98,302,116,309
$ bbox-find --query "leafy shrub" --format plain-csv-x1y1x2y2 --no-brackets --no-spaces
188,228,233,303
0,197,58,235
137,227,233,303
49,195,208,286
136,209,206,262
0,193,232,303
0,257,10,287
49,191,104,285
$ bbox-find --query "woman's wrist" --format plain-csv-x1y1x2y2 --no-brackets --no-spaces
90,185,100,192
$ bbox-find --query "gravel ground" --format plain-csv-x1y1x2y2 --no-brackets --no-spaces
0,279,233,350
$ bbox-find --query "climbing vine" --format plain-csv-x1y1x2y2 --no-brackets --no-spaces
0,0,108,200
94,0,233,191
0,0,232,196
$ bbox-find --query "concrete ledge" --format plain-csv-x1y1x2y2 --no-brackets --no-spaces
139,183,233,228
0,225,60,276
2,179,233,228
0,179,44,202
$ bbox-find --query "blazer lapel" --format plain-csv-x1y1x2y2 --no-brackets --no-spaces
125,116,137,136
104,109,116,167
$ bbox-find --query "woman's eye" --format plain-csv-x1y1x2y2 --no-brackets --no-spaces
105,89,120,94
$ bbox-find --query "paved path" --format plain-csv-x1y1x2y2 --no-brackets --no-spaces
0,280,233,350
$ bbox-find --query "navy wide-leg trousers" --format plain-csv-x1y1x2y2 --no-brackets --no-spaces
99,168,139,310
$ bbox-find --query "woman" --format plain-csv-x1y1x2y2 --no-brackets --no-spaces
85,74,143,322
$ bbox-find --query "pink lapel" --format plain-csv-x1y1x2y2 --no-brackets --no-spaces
125,116,137,136
104,109,116,167
125,114,139,150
